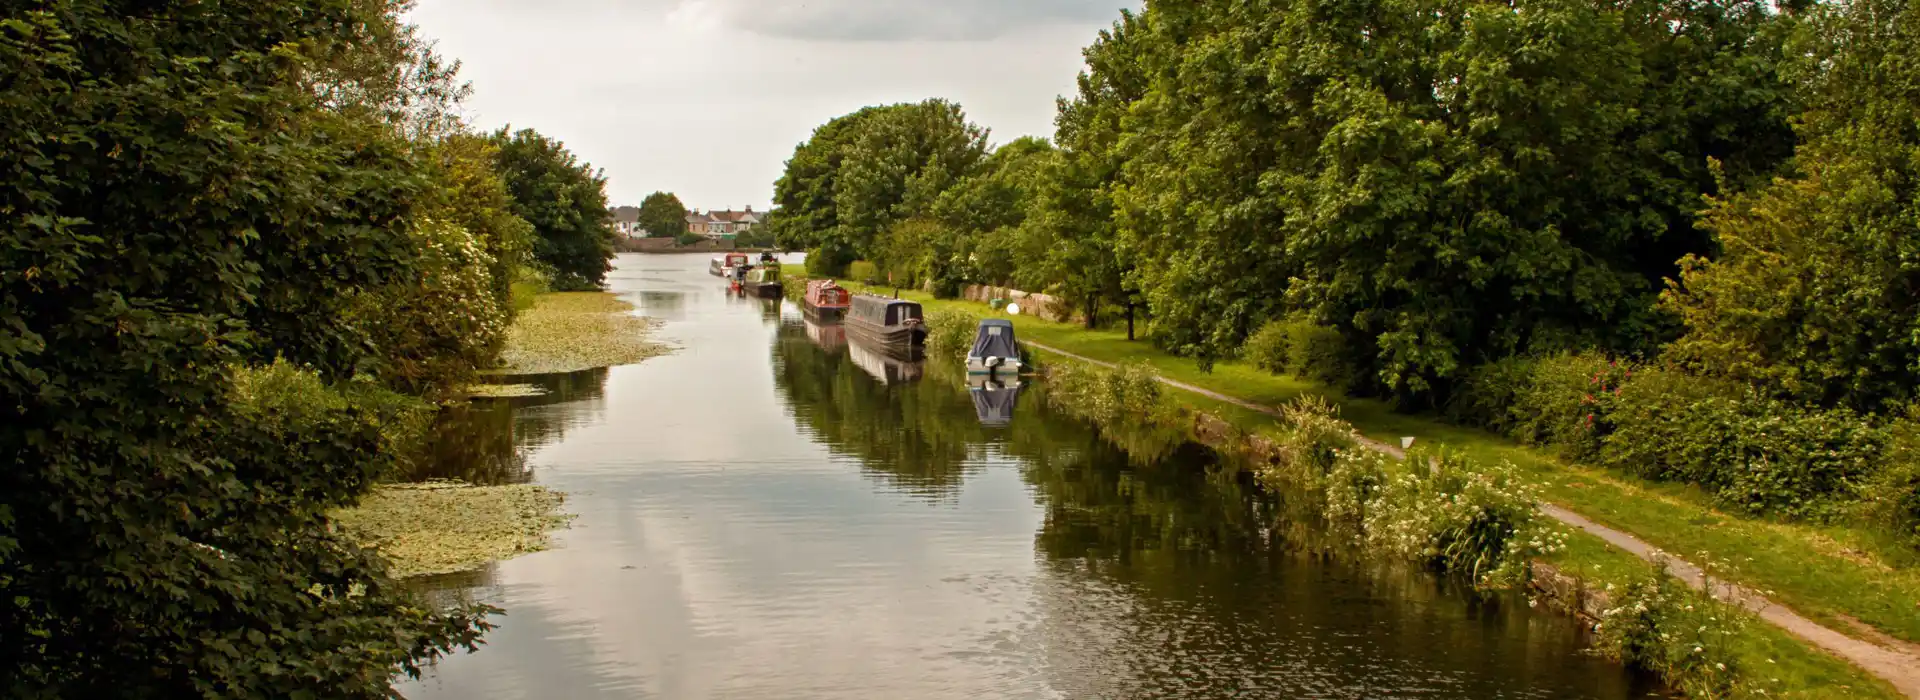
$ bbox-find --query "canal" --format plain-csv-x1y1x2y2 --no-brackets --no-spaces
400,253,1660,699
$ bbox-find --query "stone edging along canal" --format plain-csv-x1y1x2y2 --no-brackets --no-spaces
1024,340,1920,698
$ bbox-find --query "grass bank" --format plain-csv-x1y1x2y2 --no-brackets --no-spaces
798,265,1906,697
496,292,667,374
334,481,573,578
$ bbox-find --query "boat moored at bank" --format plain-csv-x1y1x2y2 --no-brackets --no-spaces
709,252,751,277
845,294,926,355
803,279,852,320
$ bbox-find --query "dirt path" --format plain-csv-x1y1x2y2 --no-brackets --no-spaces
1027,341,1920,698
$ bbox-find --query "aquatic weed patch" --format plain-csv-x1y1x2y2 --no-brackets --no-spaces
464,383,548,398
497,292,667,374
334,481,573,578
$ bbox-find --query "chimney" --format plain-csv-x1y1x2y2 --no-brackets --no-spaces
745,205,753,213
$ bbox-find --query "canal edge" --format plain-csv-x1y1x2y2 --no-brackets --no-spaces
1024,340,1920,698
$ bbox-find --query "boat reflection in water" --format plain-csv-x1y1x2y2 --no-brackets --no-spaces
967,375,1021,427
803,316,846,352
848,333,924,385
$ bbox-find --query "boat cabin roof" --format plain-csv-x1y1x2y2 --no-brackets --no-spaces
849,295,923,324
970,319,1019,359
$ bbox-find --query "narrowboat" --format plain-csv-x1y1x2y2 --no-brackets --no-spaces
740,265,783,299
964,319,1022,377
803,279,852,320
844,294,926,354
709,252,751,277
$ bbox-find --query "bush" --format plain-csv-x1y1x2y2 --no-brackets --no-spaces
351,218,509,397
1269,395,1359,481
1241,317,1356,391
805,247,852,278
1599,367,1747,486
1864,414,1920,548
1600,366,1884,520
926,308,984,360
1042,360,1187,464
1506,352,1623,460
1363,449,1554,585
1592,567,1752,698
848,260,880,285
1242,321,1291,374
1445,356,1540,434
1716,402,1884,521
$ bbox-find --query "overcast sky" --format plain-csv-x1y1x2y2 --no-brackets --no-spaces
407,0,1137,211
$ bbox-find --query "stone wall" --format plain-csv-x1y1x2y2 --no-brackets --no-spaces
615,237,776,254
957,284,1076,324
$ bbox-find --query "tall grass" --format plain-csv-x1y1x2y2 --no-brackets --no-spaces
926,308,983,360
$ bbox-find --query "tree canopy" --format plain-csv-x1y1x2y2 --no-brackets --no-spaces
637,191,687,239
1663,0,1920,412
491,128,615,291
773,99,988,275
1,1,501,695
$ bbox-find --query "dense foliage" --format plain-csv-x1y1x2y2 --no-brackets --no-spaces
492,128,616,290
0,1,595,695
772,99,988,276
769,0,1920,545
1663,0,1920,413
637,190,687,239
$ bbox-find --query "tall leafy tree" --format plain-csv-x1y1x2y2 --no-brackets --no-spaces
773,100,987,275
1663,0,1920,411
1112,0,1794,397
1032,10,1151,331
1,2,489,696
491,128,615,290
637,191,687,239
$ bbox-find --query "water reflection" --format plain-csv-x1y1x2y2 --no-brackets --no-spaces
402,254,1658,700
771,315,1661,699
630,290,688,321
773,320,981,500
967,377,1022,427
414,368,610,485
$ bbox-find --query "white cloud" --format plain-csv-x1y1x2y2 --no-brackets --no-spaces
408,0,1133,209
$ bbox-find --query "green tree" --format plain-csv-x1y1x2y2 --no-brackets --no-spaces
491,128,615,290
1031,11,1150,332
637,191,687,239
1111,0,1794,397
1663,0,1920,411
1,3,489,696
773,100,988,276
420,132,532,316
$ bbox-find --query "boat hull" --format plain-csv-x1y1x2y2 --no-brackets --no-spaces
801,302,847,321
741,281,783,299
844,316,926,356
965,357,1024,376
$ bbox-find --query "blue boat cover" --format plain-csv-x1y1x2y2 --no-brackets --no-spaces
969,319,1018,359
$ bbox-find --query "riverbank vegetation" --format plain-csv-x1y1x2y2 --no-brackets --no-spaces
2,1,619,695
333,481,572,578
1023,354,1893,696
497,293,667,374
774,0,1920,692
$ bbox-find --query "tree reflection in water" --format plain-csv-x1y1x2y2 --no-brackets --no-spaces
770,319,1660,697
412,368,611,485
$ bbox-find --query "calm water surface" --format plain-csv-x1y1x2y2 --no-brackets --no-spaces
400,253,1660,699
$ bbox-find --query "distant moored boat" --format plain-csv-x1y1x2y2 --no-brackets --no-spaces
803,279,851,320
